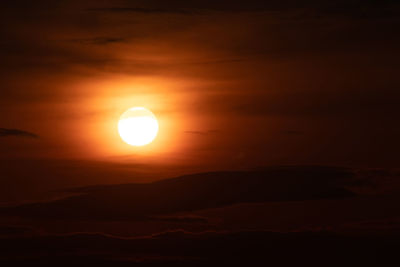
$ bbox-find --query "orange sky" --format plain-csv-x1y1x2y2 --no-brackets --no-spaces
1,0,400,172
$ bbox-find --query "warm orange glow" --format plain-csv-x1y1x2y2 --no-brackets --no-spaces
43,75,200,163
118,107,159,146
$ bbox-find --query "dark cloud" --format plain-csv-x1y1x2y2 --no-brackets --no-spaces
0,128,38,138
3,166,355,220
88,0,398,18
351,168,400,195
0,158,196,205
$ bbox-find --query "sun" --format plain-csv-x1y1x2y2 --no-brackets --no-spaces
118,107,159,146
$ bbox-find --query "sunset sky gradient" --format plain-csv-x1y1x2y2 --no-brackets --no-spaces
0,0,399,204
0,1,400,266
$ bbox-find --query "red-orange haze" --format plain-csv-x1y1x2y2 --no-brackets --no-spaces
0,0,399,185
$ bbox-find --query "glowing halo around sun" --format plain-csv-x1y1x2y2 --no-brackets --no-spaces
118,107,159,146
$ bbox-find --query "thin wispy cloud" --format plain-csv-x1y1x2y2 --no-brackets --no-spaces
184,130,219,135
74,37,126,45
0,128,38,138
86,7,199,15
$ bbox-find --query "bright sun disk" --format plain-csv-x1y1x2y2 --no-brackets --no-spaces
118,107,159,146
